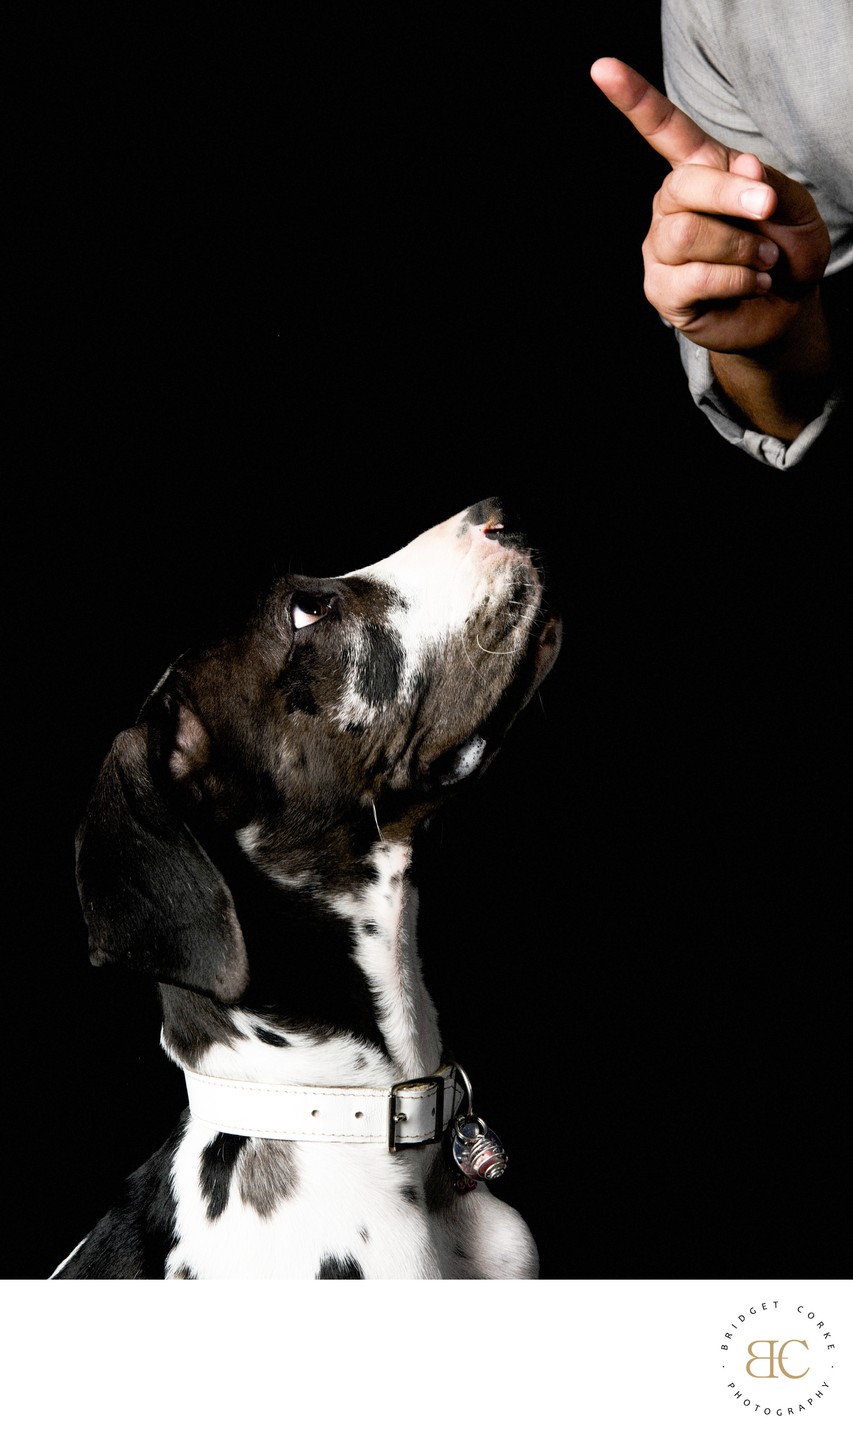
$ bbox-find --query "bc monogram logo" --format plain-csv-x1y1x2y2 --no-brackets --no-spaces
719,1298,838,1420
746,1339,809,1380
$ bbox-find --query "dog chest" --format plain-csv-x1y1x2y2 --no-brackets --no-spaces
165,1118,537,1279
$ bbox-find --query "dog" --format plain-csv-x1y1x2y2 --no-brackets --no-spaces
50,497,561,1279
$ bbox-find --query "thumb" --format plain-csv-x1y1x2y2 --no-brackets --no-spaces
732,152,827,233
761,163,828,231
590,57,730,171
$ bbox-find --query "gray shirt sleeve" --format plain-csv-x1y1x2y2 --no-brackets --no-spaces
660,0,853,469
673,328,847,469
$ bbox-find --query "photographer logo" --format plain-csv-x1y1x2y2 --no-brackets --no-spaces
721,1298,838,1419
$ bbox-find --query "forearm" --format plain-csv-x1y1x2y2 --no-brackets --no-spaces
708,288,833,442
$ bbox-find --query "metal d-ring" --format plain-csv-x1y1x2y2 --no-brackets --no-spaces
455,1063,475,1119
453,1064,488,1138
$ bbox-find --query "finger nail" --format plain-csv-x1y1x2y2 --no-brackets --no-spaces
755,272,772,290
741,187,771,218
758,240,779,267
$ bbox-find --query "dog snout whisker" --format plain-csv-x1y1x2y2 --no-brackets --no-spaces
474,634,521,656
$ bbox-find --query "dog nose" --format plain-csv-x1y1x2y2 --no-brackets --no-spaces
465,498,528,550
466,497,504,530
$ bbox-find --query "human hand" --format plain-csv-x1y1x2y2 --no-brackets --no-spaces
589,58,831,357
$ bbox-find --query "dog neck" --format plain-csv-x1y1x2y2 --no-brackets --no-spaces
159,833,443,1089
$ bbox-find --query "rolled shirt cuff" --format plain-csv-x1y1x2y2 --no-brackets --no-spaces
674,330,841,470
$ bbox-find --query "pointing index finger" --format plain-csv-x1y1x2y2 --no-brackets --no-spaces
590,57,729,171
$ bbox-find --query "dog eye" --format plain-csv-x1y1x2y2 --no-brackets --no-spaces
291,592,334,629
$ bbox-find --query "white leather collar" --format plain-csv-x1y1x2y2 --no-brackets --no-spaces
183,1063,465,1150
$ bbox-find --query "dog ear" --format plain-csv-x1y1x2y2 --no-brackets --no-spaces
75,722,249,1002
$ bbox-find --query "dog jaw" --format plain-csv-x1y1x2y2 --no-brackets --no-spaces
344,500,562,790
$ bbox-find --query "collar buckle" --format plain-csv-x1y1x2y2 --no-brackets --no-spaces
388,1073,446,1152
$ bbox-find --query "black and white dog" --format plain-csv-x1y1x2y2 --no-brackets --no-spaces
51,498,561,1280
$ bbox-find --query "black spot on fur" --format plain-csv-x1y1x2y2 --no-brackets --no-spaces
354,1053,368,1069
51,1116,188,1279
354,621,405,707
178,830,390,1059
200,1132,247,1220
253,1024,290,1047
361,920,380,937
239,1141,299,1217
172,1264,197,1279
358,1228,370,1243
424,1147,456,1213
158,987,244,1067
401,1185,421,1206
316,1253,364,1279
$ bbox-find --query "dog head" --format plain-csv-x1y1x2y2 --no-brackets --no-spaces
76,498,561,1001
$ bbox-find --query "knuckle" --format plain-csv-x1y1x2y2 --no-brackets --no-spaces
733,229,761,265
643,264,679,319
698,260,731,295
663,165,689,205
712,174,733,210
724,265,757,298
696,261,755,300
668,211,702,257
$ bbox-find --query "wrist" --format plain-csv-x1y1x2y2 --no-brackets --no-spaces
709,289,833,441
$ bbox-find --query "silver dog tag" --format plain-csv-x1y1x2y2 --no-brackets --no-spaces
451,1116,508,1181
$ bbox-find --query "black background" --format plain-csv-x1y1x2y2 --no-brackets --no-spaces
9,7,845,1281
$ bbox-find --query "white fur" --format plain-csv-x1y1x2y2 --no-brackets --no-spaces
164,1117,537,1279
166,1131,448,1279
330,507,542,733
329,841,442,1080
